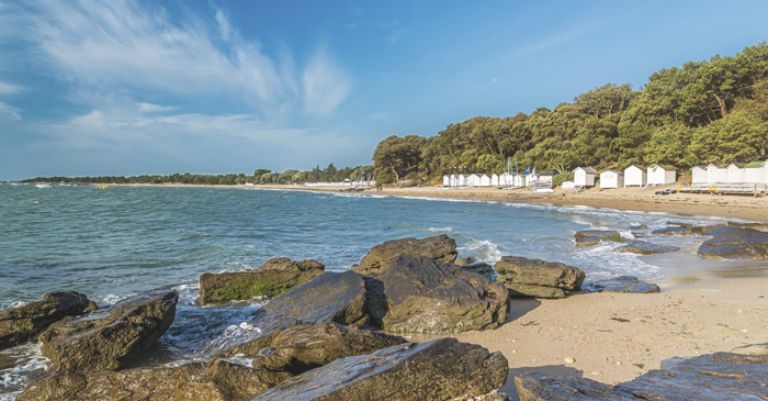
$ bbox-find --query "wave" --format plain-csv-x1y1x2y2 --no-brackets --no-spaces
458,239,504,264
0,344,48,400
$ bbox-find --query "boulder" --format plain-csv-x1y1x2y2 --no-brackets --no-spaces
617,241,679,255
589,276,660,294
17,364,226,401
697,227,768,260
352,235,457,275
459,261,495,281
0,291,95,350
574,230,622,247
504,283,566,299
39,289,178,373
197,257,324,305
516,352,768,401
495,256,585,292
20,323,407,401
251,338,509,401
369,256,508,334
652,223,727,236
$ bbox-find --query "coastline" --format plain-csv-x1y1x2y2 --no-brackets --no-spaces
109,182,768,222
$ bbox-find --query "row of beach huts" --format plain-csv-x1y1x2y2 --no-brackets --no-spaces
442,160,768,194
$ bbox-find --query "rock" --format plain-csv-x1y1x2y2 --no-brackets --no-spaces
17,364,226,401
589,276,660,294
731,342,768,355
574,230,622,247
564,356,576,364
0,291,94,350
454,256,476,266
352,235,458,275
39,289,178,373
197,257,324,305
20,323,407,401
369,256,508,334
494,256,585,291
629,224,648,230
617,241,679,255
652,223,727,236
251,338,509,401
459,261,495,281
697,227,768,260
515,352,768,401
504,283,566,299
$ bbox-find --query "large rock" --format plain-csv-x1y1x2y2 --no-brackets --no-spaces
589,276,660,294
17,364,226,401
197,257,324,305
697,227,768,260
39,289,178,373
251,338,509,401
515,352,768,401
575,230,622,247
0,291,95,350
352,235,458,275
618,240,679,255
370,256,508,334
20,323,406,401
494,256,585,299
652,222,727,236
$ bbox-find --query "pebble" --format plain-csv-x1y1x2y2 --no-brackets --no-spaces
564,357,576,364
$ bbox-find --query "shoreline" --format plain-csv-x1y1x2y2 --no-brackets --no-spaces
105,182,768,223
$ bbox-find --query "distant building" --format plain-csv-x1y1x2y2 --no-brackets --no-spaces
480,174,491,187
623,165,646,187
466,173,481,187
449,174,458,187
599,170,624,189
442,175,450,187
647,165,677,186
691,166,706,185
491,174,499,187
457,174,466,187
573,167,597,188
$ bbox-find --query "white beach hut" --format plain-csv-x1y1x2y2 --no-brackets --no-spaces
442,175,450,187
449,174,458,187
599,170,624,189
691,166,707,185
623,165,646,187
457,174,466,187
647,165,677,186
491,174,499,187
466,174,481,187
745,160,767,184
726,163,745,183
480,174,491,187
573,167,597,188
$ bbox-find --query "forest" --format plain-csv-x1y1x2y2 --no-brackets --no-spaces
372,43,768,185
22,164,373,186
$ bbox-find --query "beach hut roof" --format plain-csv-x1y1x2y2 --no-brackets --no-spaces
650,164,676,171
601,169,623,174
727,162,745,168
625,164,646,170
573,167,597,174
745,159,768,168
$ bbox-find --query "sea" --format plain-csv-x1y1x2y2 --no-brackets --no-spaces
0,183,745,399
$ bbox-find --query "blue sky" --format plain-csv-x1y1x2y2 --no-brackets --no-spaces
0,0,766,180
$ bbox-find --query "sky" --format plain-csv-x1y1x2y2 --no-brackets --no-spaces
0,0,766,180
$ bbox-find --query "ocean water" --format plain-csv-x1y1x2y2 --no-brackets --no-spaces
0,184,732,398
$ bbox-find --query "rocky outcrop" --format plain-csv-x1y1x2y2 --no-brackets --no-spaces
252,271,370,336
197,257,324,305
251,338,509,401
617,240,679,255
368,256,508,334
575,230,622,247
495,256,585,299
19,323,407,401
589,276,660,293
697,227,768,260
39,289,178,373
454,256,495,280
515,352,768,401
652,222,727,236
0,291,95,350
352,235,457,275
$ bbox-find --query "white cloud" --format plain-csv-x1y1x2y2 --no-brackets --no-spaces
0,80,23,95
0,101,21,120
137,102,177,113
303,49,351,116
8,0,351,118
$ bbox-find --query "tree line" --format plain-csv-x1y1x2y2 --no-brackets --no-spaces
22,164,374,185
373,43,768,184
